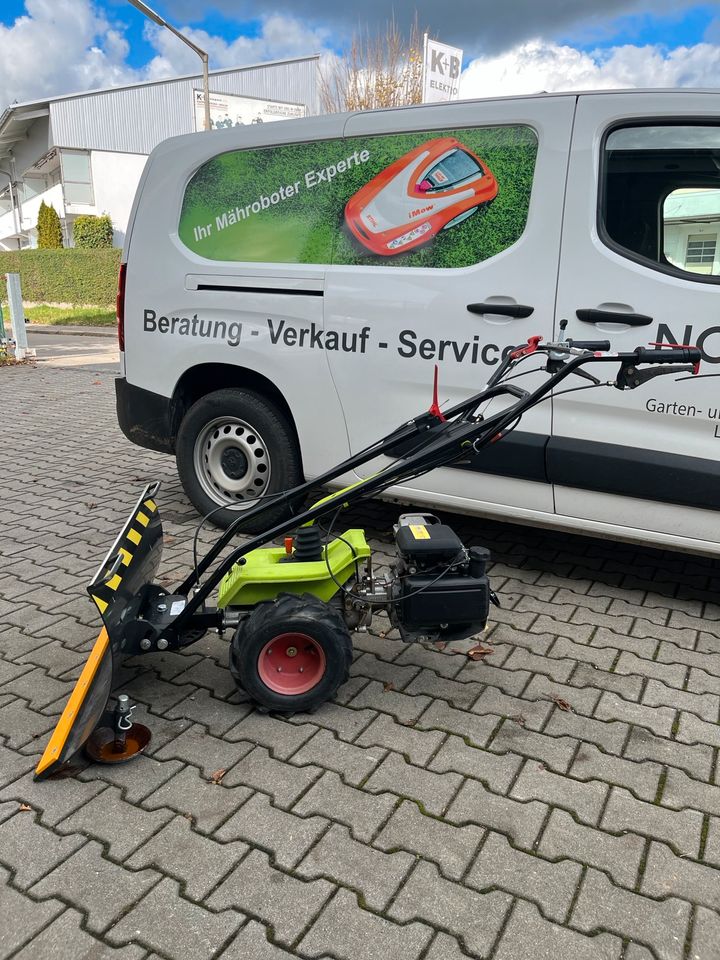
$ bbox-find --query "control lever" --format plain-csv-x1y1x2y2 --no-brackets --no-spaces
546,325,601,383
572,368,601,385
615,363,695,391
545,349,601,383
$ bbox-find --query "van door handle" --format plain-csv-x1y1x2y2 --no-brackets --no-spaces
576,308,653,326
467,302,534,318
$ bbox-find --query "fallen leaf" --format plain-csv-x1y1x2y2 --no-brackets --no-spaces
383,681,395,692
18,803,32,812
434,640,447,651
92,380,102,385
467,644,494,661
550,695,572,712
210,768,227,785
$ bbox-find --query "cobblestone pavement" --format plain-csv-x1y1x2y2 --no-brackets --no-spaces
2,357,720,960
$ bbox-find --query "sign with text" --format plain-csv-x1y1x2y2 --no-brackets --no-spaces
193,90,306,131
422,38,463,103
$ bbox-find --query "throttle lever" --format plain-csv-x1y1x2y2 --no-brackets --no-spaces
615,363,695,391
544,355,600,384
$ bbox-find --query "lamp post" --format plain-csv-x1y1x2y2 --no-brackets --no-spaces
127,0,211,131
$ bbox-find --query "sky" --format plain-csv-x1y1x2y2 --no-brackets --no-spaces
0,0,719,107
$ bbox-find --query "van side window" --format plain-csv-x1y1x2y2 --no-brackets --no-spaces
178,125,538,268
601,124,720,280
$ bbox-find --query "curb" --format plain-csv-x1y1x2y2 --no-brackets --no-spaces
13,324,117,339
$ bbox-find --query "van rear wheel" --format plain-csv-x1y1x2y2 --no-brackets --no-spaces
176,388,302,531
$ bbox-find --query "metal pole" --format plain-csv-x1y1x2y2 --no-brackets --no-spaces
10,157,24,238
0,169,20,243
422,32,429,104
6,272,35,360
126,0,212,131
202,52,211,131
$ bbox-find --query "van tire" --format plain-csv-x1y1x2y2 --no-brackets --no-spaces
175,388,302,531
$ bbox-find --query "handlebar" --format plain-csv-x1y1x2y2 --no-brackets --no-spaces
565,339,611,351
631,346,702,365
535,338,701,368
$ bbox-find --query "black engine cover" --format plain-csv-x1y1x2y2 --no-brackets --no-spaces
395,522,464,563
391,514,492,642
395,573,490,633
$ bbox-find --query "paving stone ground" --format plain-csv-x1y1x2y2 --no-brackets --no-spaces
1,354,720,959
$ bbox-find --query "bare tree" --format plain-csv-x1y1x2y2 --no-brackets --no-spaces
320,18,426,113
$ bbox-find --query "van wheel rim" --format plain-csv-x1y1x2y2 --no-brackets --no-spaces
194,416,272,504
258,633,326,694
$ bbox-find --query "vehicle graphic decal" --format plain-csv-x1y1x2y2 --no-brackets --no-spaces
178,124,537,268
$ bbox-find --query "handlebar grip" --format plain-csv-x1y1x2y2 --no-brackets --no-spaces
566,339,611,351
634,347,701,365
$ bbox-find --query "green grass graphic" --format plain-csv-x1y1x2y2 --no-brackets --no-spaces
178,125,538,269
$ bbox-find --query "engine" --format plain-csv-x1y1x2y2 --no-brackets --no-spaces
344,513,492,643
388,514,492,642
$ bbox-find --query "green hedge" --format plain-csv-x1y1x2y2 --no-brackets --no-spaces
73,214,114,249
0,248,121,306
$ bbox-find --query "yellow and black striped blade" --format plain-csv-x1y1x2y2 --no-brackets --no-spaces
87,489,162,625
34,483,164,780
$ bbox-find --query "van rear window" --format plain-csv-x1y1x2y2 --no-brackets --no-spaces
178,125,538,268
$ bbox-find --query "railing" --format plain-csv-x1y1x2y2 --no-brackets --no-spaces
0,183,66,241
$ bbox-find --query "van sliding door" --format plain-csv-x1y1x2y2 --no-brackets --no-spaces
323,96,576,519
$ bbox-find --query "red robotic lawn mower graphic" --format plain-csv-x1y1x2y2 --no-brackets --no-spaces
344,136,498,256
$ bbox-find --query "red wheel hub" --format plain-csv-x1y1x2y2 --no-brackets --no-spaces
257,632,326,695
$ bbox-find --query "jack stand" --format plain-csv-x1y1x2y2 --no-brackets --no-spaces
85,694,151,765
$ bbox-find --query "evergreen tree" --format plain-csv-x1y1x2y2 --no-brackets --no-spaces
37,201,63,248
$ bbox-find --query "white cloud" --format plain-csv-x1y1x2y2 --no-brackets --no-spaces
0,0,137,104
2,1,719,111
142,15,331,81
0,1,332,105
460,39,720,98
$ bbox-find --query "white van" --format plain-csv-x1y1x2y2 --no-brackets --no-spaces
116,90,720,555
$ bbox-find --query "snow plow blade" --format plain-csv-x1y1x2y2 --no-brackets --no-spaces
34,483,163,779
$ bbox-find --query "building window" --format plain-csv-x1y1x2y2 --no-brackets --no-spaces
61,150,94,205
686,233,716,265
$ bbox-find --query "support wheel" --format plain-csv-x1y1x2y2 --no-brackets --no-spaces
230,594,353,714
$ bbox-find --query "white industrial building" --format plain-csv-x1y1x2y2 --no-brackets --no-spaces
0,55,319,250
